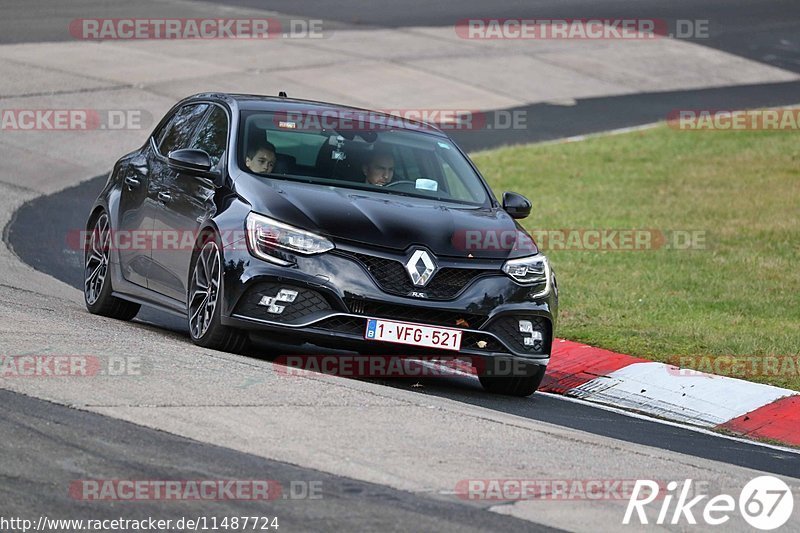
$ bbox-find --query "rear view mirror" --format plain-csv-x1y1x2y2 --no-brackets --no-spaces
416,178,438,191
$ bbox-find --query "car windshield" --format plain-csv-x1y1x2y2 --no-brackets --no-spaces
238,110,490,206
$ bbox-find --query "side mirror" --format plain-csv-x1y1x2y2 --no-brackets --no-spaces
502,191,531,219
168,148,212,172
168,149,222,186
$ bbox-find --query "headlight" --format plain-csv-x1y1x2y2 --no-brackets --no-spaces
246,212,333,265
502,254,552,297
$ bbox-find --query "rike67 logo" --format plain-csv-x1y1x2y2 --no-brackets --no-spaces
624,476,794,530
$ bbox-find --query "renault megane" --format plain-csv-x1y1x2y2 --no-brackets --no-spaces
84,93,557,396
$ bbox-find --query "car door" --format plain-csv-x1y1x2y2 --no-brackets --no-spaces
116,110,181,288
150,104,227,303
145,103,210,300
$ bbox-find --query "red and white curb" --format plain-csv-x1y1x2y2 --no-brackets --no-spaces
541,339,800,447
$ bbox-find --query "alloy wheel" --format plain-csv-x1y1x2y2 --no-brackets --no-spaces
84,213,110,305
189,240,222,339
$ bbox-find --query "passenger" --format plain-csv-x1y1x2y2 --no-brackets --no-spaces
362,149,395,186
245,142,277,174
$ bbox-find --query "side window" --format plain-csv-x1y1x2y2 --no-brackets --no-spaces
158,104,209,156
152,115,172,147
190,106,228,167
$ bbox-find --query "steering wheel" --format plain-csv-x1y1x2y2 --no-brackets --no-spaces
384,180,416,188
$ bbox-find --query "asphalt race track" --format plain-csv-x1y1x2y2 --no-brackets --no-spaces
2,1,800,531
2,390,560,532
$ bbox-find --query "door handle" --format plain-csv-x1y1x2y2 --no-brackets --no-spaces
124,176,140,188
158,191,172,203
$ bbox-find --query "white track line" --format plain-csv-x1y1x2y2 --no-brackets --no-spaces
539,392,800,456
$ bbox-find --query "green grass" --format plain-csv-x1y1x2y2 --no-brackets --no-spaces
471,125,800,390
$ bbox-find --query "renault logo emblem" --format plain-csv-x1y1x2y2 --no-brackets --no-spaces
406,249,437,286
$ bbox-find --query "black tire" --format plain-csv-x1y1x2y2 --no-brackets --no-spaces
84,211,140,320
187,234,249,353
478,361,546,397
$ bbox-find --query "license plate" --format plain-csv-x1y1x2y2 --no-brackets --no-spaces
365,318,462,351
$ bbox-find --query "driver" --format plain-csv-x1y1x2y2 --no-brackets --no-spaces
362,149,395,186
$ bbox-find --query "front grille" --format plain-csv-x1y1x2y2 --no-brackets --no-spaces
343,251,492,300
234,282,332,324
345,298,486,329
314,315,366,335
486,315,551,355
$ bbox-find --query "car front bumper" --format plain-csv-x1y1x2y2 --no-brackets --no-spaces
219,240,557,365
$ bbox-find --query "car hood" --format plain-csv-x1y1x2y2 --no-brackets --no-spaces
236,175,536,259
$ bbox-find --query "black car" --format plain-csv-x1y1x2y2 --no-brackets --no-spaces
84,93,557,396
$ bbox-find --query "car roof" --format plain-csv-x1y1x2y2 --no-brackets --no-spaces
182,92,449,137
